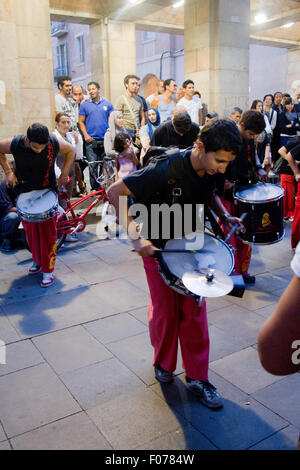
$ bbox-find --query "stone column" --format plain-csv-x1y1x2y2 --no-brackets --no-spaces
184,0,250,116
0,0,55,140
90,19,136,105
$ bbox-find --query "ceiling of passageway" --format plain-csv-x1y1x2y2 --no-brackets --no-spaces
49,0,300,47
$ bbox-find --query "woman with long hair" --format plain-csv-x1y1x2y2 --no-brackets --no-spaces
104,111,126,158
250,100,272,172
139,107,161,162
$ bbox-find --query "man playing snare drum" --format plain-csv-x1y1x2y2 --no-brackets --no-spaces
107,119,243,409
0,123,75,287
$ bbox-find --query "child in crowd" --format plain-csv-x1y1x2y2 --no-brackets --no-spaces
113,132,139,181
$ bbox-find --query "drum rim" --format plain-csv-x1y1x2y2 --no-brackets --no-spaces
238,230,285,245
234,184,284,204
16,190,58,220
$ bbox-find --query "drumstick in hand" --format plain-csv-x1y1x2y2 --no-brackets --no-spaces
224,212,247,243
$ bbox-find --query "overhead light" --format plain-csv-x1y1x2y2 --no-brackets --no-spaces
254,13,267,23
173,0,184,7
282,22,294,28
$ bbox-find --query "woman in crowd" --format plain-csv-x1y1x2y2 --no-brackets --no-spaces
263,94,277,134
104,110,126,158
250,99,272,172
139,107,161,162
278,97,300,137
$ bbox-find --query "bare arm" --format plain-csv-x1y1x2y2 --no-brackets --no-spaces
0,139,18,186
278,146,300,179
56,139,75,186
258,275,300,375
208,194,244,233
107,179,155,256
78,115,92,143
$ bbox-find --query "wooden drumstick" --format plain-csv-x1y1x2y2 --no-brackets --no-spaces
224,212,247,243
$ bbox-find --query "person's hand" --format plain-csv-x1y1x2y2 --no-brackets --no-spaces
131,237,156,257
224,180,235,190
57,174,70,187
256,167,268,181
85,135,93,143
223,216,245,234
6,171,18,187
295,173,300,182
71,130,79,144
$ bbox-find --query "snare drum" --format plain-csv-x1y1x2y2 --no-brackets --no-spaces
158,232,234,298
17,189,58,223
234,183,284,245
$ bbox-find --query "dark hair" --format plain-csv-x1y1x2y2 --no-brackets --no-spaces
172,112,192,134
182,79,194,89
230,107,243,114
239,110,266,134
55,112,70,123
114,132,131,154
284,97,294,107
206,112,218,119
27,123,50,144
250,100,263,111
274,91,282,98
282,93,291,98
88,81,100,89
163,78,175,90
57,76,71,90
199,119,242,156
124,75,140,86
263,94,274,103
194,91,201,98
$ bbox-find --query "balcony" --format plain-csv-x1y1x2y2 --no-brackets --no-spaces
51,22,68,37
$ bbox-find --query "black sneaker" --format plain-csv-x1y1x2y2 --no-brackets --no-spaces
185,378,223,409
154,364,174,383
1,239,12,252
243,273,256,284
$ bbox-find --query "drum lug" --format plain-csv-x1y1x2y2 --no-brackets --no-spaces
228,244,235,256
252,235,255,243
196,296,204,308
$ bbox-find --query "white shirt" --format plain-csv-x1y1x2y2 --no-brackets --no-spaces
177,96,203,124
291,242,300,278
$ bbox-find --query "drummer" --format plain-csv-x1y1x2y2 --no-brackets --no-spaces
219,110,267,284
107,119,243,409
0,123,75,287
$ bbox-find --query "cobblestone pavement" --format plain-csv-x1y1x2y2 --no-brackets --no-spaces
0,218,299,450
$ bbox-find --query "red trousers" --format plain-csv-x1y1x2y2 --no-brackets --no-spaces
291,182,300,249
219,198,252,276
22,216,57,273
280,174,296,218
143,256,209,381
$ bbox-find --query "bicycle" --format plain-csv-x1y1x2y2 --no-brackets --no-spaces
56,155,117,250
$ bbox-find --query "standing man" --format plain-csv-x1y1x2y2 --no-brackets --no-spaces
150,107,199,149
177,79,203,125
0,123,75,287
78,81,114,191
229,107,243,125
220,110,266,284
151,78,177,123
115,75,146,144
107,119,243,409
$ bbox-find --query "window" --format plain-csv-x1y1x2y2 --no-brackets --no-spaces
142,31,156,43
56,43,68,76
76,35,85,64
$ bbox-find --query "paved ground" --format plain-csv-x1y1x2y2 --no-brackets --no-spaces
0,213,299,451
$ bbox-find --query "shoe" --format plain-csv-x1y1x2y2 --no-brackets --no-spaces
185,378,223,409
242,273,256,284
40,273,54,288
1,239,12,252
65,233,78,242
28,262,41,275
288,216,294,222
154,364,174,383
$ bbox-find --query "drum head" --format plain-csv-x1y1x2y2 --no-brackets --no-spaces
235,183,283,203
17,190,57,215
162,232,234,281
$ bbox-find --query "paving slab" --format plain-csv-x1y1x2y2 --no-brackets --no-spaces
151,371,289,450
0,310,21,344
83,312,147,345
0,422,6,442
86,388,182,450
0,363,80,438
136,425,217,450
0,440,11,450
32,326,113,375
10,412,112,450
60,357,146,410
249,425,300,451
210,347,285,394
0,339,44,376
252,374,300,428
208,325,249,362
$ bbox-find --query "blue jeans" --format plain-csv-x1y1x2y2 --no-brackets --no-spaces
0,212,20,240
85,140,104,190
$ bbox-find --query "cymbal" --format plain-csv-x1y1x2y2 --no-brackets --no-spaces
182,268,234,298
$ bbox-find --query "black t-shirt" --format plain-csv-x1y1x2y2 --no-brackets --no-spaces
123,149,222,248
150,120,199,149
10,135,60,194
279,136,300,175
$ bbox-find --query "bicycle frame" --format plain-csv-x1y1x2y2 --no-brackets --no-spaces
57,189,110,235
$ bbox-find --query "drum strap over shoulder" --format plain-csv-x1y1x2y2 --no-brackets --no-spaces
164,148,186,205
